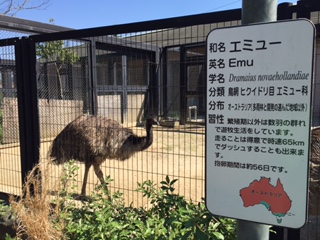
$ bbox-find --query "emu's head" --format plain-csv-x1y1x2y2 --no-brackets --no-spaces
146,115,159,128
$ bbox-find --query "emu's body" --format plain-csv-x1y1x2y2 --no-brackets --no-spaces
310,127,320,214
48,115,158,196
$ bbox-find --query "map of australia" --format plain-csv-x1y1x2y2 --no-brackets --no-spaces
240,177,292,223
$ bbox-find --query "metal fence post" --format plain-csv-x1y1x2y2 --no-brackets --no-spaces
88,38,98,115
15,37,40,189
237,1,277,239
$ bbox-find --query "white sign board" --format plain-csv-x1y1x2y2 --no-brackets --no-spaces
206,19,315,228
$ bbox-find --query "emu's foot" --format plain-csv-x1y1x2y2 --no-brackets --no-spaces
73,194,92,202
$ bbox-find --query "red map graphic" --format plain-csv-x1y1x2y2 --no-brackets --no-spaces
240,177,292,223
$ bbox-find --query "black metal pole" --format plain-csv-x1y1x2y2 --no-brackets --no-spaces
15,37,40,188
237,1,277,240
180,45,187,125
88,38,98,115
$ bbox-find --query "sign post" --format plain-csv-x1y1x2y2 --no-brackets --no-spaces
206,19,315,229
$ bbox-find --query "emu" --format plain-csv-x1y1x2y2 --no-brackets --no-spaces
47,114,159,196
310,127,320,214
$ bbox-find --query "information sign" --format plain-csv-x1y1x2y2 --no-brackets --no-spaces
206,19,315,228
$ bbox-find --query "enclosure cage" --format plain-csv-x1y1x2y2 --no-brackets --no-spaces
0,2,319,240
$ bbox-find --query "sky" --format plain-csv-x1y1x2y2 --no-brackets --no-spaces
15,0,298,30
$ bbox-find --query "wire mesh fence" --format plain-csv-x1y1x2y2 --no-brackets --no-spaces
35,28,214,207
0,41,21,196
299,34,320,240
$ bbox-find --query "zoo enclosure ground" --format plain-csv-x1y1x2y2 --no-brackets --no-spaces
0,124,205,207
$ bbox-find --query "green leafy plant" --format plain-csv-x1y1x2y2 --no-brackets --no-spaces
57,163,237,239
136,176,237,240
0,200,17,240
0,199,10,218
7,161,237,239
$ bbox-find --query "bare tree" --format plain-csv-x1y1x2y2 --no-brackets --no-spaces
0,0,50,16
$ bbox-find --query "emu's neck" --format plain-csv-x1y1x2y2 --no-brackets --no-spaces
140,123,153,150
124,122,155,153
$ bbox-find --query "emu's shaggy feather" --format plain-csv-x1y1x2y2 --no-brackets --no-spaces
47,114,159,196
310,127,320,214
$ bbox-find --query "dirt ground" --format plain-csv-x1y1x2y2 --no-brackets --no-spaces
0,124,205,207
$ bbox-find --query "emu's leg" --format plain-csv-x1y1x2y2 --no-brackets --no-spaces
93,162,108,193
81,162,91,196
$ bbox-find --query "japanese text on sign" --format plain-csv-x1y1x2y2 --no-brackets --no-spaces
205,20,314,228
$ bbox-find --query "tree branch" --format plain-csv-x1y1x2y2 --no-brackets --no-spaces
0,0,51,16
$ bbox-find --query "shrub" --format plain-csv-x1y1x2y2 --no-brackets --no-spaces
7,162,237,239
